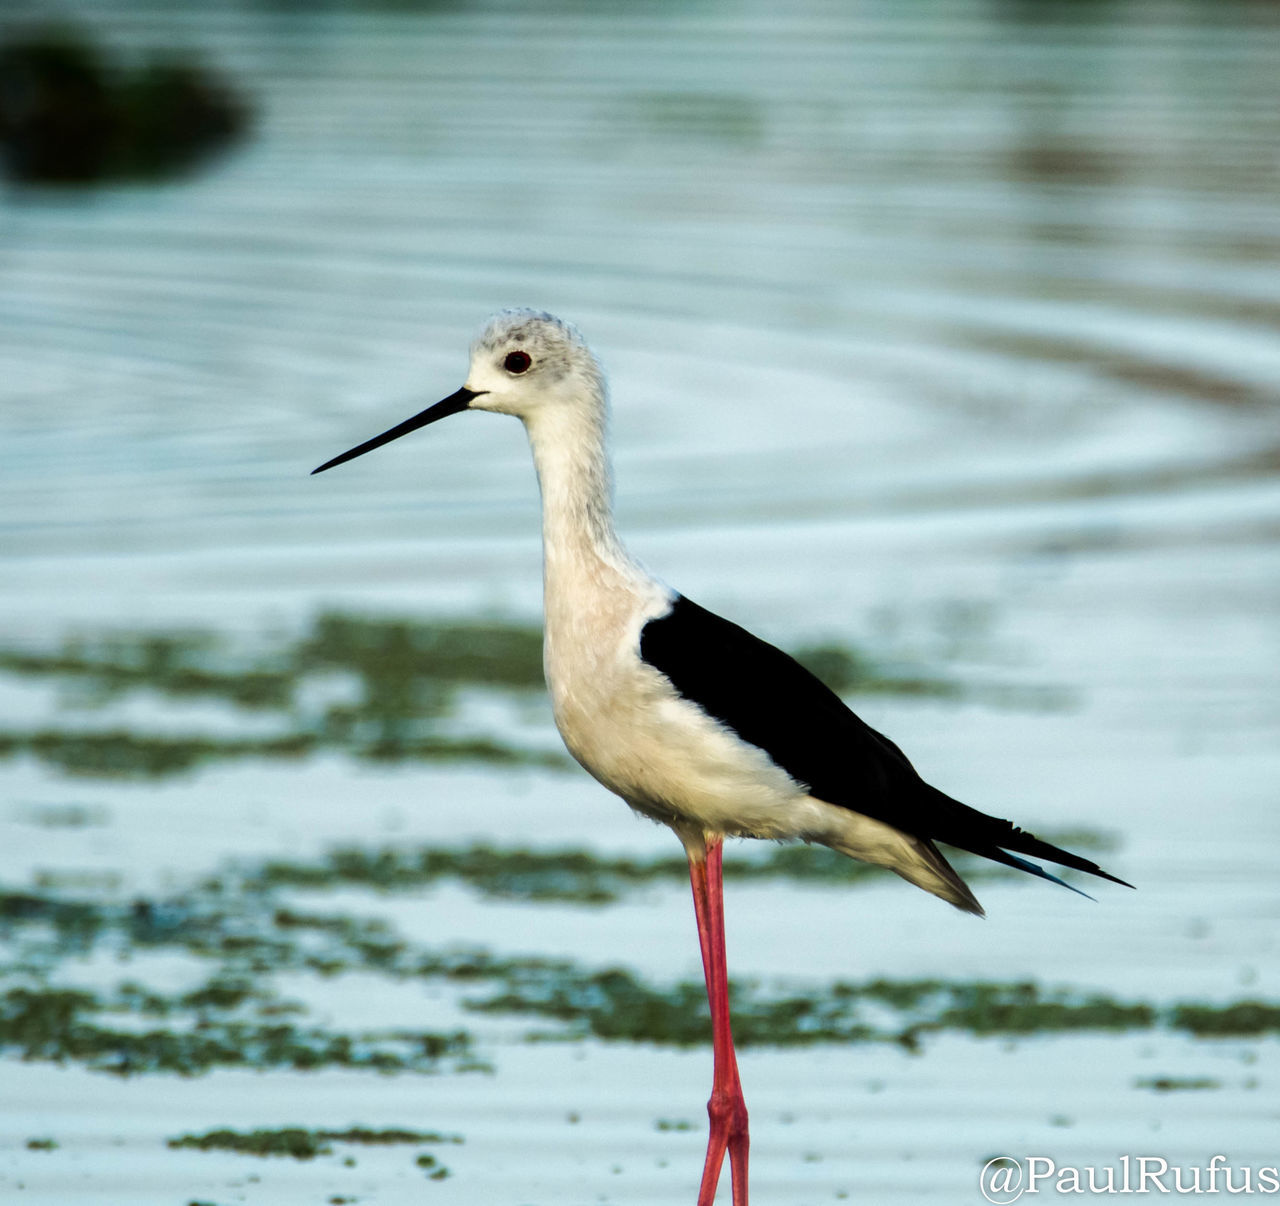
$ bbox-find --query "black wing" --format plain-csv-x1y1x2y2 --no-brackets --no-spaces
640,594,1130,889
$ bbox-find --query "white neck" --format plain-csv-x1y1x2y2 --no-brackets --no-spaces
521,383,669,724
522,395,638,587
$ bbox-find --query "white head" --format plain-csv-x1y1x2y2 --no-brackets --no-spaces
465,309,606,420
311,309,607,475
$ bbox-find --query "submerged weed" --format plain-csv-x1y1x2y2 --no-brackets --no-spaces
930,981,1156,1036
1136,1077,1220,1091
24,730,314,779
1169,1001,1280,1037
0,614,555,777
0,611,1053,780
168,1125,461,1159
168,1125,460,1182
247,835,1115,905
461,966,1156,1048
252,843,692,903
0,984,475,1077
0,633,289,709
0,830,1266,1082
169,1127,332,1159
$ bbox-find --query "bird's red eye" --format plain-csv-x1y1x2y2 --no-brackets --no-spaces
504,350,532,374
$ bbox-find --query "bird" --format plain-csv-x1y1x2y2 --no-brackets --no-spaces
312,309,1131,1206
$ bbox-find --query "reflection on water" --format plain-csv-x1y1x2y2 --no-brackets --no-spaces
0,25,251,185
1,1,1278,1203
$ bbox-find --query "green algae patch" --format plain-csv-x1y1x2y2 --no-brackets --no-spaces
928,981,1156,1037
0,984,476,1077
461,965,1156,1048
1136,1077,1220,1092
249,834,1116,905
0,721,559,782
1,889,106,944
0,632,290,709
297,612,545,693
168,1125,460,1181
323,1127,463,1146
1170,1000,1280,1037
0,613,564,778
170,1127,331,1159
253,843,692,903
0,614,545,716
1,867,1264,1079
24,730,316,779
167,1125,461,1159
2,726,563,780
0,612,1058,781
179,976,256,1012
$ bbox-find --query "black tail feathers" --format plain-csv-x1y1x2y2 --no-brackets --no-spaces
926,788,1135,894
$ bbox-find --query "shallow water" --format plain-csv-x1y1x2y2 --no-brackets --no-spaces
2,0,1279,1202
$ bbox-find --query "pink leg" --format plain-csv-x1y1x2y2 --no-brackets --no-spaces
687,834,749,1206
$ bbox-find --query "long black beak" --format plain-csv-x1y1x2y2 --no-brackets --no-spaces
311,387,482,475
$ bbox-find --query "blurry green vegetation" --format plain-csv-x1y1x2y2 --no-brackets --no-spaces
20,730,316,778
1135,1077,1220,1092
299,612,545,694
0,613,562,778
0,26,250,185
8,728,561,779
467,969,1160,1048
250,843,697,903
0,610,1060,780
0,632,292,708
249,833,1117,904
0,982,475,1076
168,1126,460,1159
631,91,765,146
170,1128,331,1159
2,852,1273,1074
1169,1001,1280,1037
923,980,1156,1041
476,972,1271,1048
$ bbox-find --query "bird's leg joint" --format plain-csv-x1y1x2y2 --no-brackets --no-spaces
707,1084,749,1135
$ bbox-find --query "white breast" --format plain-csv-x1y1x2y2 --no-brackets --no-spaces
544,570,809,839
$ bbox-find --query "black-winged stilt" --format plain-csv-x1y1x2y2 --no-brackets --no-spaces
313,309,1130,1206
